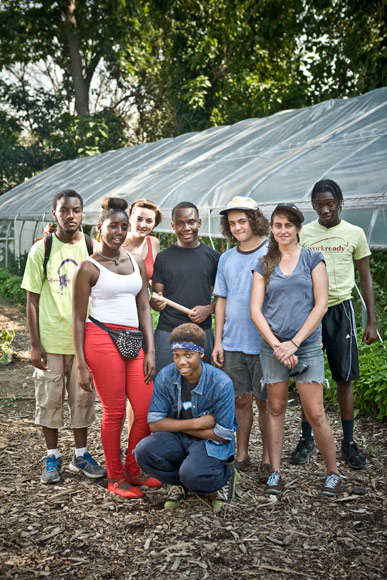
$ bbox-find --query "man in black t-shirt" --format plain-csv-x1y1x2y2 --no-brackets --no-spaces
151,202,220,374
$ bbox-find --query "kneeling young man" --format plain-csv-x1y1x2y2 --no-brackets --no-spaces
134,323,237,511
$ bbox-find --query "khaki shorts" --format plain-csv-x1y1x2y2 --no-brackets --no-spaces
33,353,96,429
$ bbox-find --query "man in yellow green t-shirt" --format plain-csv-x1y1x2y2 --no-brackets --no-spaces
290,179,377,469
21,189,105,484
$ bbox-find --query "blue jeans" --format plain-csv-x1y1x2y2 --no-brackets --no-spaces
134,432,231,494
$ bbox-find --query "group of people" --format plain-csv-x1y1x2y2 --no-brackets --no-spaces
21,178,377,508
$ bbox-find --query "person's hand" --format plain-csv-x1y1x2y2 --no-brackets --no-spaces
273,341,298,363
189,305,212,324
194,414,216,429
30,345,47,370
362,322,378,345
150,292,167,311
284,354,298,369
78,367,94,392
212,343,224,367
143,352,156,384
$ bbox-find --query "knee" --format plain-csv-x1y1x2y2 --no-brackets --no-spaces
268,401,286,417
305,408,325,428
235,394,253,411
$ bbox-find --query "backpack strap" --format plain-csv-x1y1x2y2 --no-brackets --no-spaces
84,234,94,256
43,234,53,278
43,233,94,278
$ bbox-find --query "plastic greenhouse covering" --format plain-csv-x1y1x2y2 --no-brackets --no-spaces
0,87,386,266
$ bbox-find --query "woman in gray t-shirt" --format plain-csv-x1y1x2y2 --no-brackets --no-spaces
250,203,342,498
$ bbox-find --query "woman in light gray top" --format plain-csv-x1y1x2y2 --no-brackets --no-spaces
250,203,342,497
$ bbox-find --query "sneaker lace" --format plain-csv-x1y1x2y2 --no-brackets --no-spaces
82,452,98,466
216,482,230,502
267,471,281,486
44,456,58,471
167,485,185,501
325,473,341,489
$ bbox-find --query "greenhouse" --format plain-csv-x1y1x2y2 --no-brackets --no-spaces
0,87,386,267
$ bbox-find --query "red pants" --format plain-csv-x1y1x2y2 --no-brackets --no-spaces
84,322,153,479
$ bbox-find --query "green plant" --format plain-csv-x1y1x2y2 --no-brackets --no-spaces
323,330,387,421
0,267,26,305
354,340,387,420
0,329,16,365
0,395,24,407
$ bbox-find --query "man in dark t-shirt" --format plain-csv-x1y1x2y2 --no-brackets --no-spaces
151,202,220,373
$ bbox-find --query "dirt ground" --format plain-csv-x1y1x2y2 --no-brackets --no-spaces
0,298,386,580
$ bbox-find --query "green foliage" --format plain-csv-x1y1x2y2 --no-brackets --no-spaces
0,268,26,305
353,250,387,338
323,330,387,421
354,340,387,420
0,329,16,365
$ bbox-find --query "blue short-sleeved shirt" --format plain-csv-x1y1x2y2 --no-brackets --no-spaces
213,241,268,354
148,363,237,461
253,247,325,344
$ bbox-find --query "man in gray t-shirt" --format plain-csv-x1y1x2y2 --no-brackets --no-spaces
212,197,270,482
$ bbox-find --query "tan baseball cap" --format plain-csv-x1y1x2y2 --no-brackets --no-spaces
219,196,258,215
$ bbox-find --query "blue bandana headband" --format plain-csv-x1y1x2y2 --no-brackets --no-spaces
170,342,205,354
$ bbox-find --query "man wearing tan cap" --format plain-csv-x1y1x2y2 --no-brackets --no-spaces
212,197,271,481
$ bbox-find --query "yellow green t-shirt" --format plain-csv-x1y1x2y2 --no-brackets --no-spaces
21,234,96,354
300,219,371,307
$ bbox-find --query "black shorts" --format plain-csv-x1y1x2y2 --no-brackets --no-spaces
322,299,359,383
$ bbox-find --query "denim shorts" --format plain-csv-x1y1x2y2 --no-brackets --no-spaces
260,339,325,385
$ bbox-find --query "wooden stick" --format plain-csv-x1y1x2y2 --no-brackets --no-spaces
151,293,194,316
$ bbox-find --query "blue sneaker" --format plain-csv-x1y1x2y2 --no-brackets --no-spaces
41,455,63,484
69,452,106,479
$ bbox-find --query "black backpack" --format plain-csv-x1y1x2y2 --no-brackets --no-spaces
43,233,94,278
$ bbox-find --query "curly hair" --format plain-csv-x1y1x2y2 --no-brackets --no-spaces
128,198,162,227
261,208,302,286
170,323,206,348
99,197,129,224
221,208,270,242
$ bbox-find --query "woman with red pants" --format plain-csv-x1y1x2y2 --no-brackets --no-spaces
73,196,161,499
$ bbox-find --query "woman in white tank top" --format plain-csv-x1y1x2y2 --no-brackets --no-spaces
73,197,162,499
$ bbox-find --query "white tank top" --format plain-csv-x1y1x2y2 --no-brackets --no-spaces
87,253,143,327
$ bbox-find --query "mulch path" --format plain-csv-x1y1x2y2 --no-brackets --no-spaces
0,298,386,579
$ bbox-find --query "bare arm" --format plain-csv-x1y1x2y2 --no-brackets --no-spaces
72,262,95,392
355,256,377,344
212,297,226,367
26,291,46,370
134,255,156,383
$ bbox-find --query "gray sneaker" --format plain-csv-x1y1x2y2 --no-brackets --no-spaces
41,455,63,484
69,452,106,479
